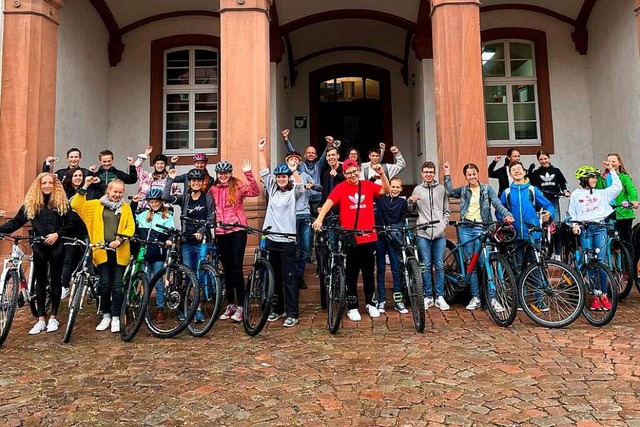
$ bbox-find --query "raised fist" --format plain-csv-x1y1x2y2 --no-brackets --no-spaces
281,129,290,139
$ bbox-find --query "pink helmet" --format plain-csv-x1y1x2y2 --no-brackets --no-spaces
193,153,208,162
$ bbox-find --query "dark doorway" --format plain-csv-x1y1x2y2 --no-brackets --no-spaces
309,64,393,162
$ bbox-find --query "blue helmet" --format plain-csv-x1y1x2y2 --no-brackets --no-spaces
273,163,292,176
146,188,164,200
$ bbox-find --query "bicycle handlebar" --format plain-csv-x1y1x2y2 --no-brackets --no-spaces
0,233,46,244
219,222,297,238
113,233,165,247
375,220,439,233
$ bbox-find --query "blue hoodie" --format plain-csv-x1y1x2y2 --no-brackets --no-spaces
499,182,555,240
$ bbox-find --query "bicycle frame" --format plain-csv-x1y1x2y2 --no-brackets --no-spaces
445,224,497,289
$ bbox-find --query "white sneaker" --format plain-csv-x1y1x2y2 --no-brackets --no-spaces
435,296,450,311
366,304,380,318
347,308,362,321
490,298,506,313
111,317,120,333
394,302,409,314
551,254,561,261
28,320,46,335
60,287,70,300
424,297,434,310
96,315,111,331
377,301,386,313
46,318,59,333
466,297,481,311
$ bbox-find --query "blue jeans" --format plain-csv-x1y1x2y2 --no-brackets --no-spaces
376,237,401,303
458,225,483,298
147,261,165,308
417,236,446,298
181,243,199,272
551,198,562,255
296,214,312,280
580,224,608,293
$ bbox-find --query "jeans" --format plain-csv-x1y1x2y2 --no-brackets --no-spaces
267,240,299,318
181,243,199,272
417,236,446,299
296,214,312,280
580,224,608,293
96,251,124,317
345,242,376,310
458,225,483,298
147,261,165,308
376,237,401,303
551,198,562,256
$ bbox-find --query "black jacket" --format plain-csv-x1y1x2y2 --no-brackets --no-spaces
529,165,569,199
0,200,74,239
321,164,345,202
42,163,91,182
92,165,138,194
488,159,510,197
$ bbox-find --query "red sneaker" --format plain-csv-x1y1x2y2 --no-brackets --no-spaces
600,295,612,311
590,297,602,311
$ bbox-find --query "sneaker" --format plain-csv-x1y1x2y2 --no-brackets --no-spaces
435,296,450,311
231,307,243,322
111,317,120,333
424,297,434,310
177,311,185,321
377,301,386,313
96,315,111,331
366,304,380,318
600,295,612,311
194,310,205,323
155,309,165,324
268,312,285,322
219,304,237,320
282,317,299,328
466,297,481,311
394,302,409,314
60,287,70,300
46,318,59,333
590,297,602,311
537,300,550,312
347,308,362,321
490,298,505,313
551,254,561,261
28,320,46,335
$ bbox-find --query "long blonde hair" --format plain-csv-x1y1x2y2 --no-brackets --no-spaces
24,173,69,219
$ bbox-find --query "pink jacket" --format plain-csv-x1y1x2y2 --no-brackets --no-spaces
209,171,259,234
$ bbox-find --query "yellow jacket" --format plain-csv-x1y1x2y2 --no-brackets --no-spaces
71,193,135,266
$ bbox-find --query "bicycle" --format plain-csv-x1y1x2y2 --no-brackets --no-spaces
443,221,518,327
566,221,619,327
62,238,105,343
114,233,154,342
606,204,636,301
501,223,585,329
375,220,440,333
538,189,570,259
0,234,45,346
144,224,200,338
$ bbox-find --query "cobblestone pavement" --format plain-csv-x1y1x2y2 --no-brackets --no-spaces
2,294,640,427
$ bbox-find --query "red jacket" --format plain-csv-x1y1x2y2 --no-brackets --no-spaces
208,171,259,234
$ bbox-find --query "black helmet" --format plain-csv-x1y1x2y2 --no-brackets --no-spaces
215,161,233,173
187,168,206,180
146,188,164,200
152,154,168,164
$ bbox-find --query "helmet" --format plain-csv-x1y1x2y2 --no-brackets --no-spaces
193,153,208,162
152,154,168,164
285,151,302,161
215,161,233,173
273,163,292,176
575,165,599,180
187,168,206,180
492,223,516,244
146,188,164,200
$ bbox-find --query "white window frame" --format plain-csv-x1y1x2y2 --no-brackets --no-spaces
163,46,219,155
483,39,541,148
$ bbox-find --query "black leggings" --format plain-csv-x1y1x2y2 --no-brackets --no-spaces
218,230,247,305
32,243,64,317
616,218,635,258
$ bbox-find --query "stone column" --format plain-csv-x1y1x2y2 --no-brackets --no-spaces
635,0,640,56
0,0,63,214
431,0,487,186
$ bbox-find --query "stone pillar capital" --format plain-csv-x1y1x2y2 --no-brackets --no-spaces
431,0,480,15
219,0,272,14
3,0,63,25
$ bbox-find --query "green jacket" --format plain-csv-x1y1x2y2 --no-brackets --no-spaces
596,172,637,220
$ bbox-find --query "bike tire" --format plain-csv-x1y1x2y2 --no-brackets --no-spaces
0,271,20,346
609,241,634,301
443,240,459,304
243,258,275,336
316,244,328,309
519,259,584,329
145,264,199,338
120,271,150,342
327,264,346,334
406,258,425,333
581,261,618,327
28,275,51,319
484,253,518,327
188,264,224,337
63,275,85,343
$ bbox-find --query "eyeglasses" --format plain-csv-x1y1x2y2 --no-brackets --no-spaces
344,169,359,176
422,171,435,175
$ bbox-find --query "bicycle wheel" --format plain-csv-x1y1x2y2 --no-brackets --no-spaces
28,274,51,319
443,240,459,304
188,264,224,337
581,261,618,327
484,253,518,327
0,271,20,346
243,258,275,336
327,264,346,334
63,276,85,343
145,264,199,338
405,258,425,333
316,244,328,309
120,271,150,342
608,241,634,301
519,259,584,328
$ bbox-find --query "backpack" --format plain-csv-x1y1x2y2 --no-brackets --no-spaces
503,186,536,211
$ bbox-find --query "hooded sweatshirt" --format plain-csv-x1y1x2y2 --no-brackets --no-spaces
499,182,554,240
408,181,450,240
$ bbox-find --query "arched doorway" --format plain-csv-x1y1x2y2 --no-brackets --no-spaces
309,63,393,161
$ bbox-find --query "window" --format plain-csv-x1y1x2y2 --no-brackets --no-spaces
163,47,218,154
482,40,540,147
320,77,380,102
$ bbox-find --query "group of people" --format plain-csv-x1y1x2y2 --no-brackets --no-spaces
0,138,637,336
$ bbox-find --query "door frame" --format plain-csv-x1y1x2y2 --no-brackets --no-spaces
309,63,393,157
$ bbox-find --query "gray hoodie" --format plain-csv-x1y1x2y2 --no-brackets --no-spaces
409,181,450,239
